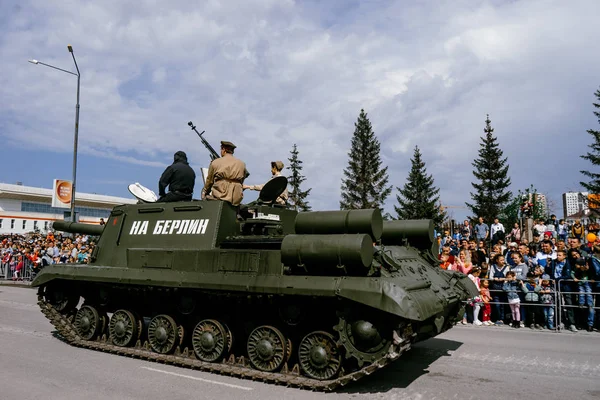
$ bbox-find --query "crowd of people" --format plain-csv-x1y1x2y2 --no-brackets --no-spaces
0,231,97,280
438,216,599,332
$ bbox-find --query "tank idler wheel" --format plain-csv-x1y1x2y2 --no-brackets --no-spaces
148,314,179,354
44,284,79,314
298,331,342,380
192,319,229,362
247,325,287,372
109,310,139,347
74,305,103,341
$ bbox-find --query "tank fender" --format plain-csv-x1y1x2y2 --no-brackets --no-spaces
335,277,445,321
447,271,480,298
31,264,78,287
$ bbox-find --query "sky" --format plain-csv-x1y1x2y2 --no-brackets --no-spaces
1,0,599,221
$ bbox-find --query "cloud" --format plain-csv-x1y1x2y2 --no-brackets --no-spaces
1,0,599,219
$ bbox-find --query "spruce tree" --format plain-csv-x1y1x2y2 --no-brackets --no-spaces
580,86,600,207
466,114,512,223
394,146,446,226
286,144,312,211
340,109,392,211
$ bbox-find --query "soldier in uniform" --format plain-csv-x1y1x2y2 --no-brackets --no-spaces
243,160,288,206
158,151,195,202
201,141,249,206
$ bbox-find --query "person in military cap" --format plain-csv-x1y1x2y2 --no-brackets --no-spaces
243,160,288,205
202,141,249,206
158,150,196,202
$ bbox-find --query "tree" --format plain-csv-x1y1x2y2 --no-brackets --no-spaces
466,114,512,223
286,144,312,211
394,146,446,226
340,109,392,211
580,86,600,208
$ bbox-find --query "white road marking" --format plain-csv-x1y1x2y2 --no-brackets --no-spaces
140,366,253,391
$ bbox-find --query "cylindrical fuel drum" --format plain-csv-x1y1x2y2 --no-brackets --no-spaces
281,234,374,274
294,209,383,241
380,219,434,250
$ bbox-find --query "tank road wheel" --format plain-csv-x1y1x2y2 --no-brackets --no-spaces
284,338,293,364
148,314,178,354
334,316,391,367
223,323,234,354
298,331,342,380
74,305,103,340
192,319,229,362
247,325,287,372
109,310,139,347
44,284,79,314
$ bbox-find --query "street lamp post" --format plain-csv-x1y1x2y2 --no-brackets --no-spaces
29,45,80,222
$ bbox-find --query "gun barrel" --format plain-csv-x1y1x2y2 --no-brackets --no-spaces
51,221,105,236
189,121,219,161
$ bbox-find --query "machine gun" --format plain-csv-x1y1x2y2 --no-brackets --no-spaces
188,121,219,161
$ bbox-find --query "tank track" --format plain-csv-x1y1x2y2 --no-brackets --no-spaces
37,295,412,391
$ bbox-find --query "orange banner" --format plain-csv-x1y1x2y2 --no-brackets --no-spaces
588,193,600,209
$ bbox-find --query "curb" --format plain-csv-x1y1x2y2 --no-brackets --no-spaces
454,323,599,335
0,280,33,289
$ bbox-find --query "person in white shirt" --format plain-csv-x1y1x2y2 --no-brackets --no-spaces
533,219,547,238
490,218,505,245
558,219,568,242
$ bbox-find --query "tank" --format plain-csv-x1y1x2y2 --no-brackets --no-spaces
33,199,477,390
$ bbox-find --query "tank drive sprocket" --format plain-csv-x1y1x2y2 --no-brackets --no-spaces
334,314,392,367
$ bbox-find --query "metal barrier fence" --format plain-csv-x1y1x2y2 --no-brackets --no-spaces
557,279,598,331
467,278,598,331
1,259,35,281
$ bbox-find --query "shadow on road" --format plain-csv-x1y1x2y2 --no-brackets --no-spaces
339,337,463,394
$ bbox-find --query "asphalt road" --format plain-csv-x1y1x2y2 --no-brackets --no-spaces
1,284,599,400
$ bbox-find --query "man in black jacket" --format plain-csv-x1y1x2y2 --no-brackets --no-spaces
158,151,195,202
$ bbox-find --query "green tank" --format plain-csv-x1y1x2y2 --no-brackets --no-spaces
33,196,477,390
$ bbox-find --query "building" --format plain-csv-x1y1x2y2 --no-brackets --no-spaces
534,193,548,217
562,192,589,219
565,208,600,226
0,183,136,234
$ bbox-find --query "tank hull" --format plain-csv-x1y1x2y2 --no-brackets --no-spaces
33,247,475,323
